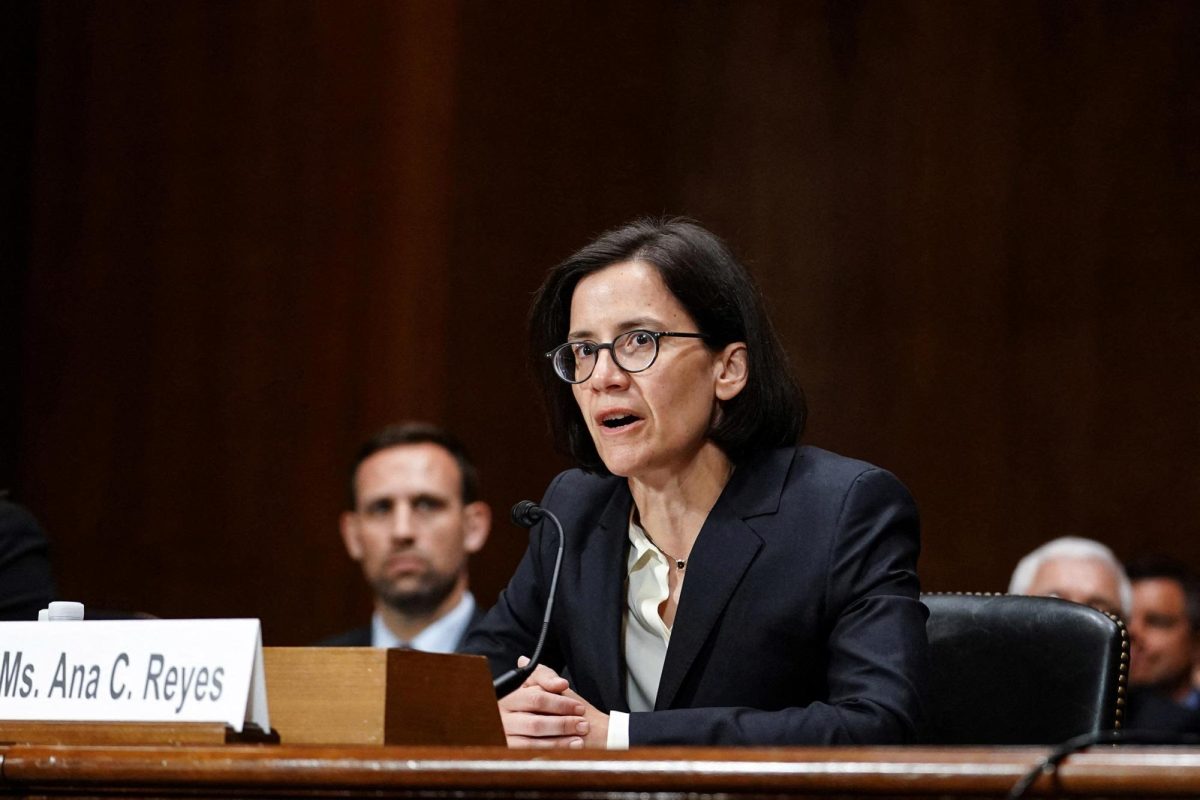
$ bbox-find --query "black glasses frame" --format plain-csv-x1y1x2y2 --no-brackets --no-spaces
545,330,709,384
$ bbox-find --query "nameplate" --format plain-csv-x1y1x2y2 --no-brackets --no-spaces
0,619,268,732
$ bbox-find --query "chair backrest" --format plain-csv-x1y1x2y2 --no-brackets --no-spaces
922,593,1127,745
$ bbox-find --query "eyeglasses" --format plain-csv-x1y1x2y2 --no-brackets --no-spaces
545,329,709,384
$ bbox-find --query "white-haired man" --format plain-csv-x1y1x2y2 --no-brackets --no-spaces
1008,536,1131,618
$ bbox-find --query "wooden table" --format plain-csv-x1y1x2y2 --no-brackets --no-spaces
5,744,1200,798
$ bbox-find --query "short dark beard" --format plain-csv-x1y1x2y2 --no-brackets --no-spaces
374,569,460,619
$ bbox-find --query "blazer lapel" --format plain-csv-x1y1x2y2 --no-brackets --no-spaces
654,448,794,710
576,483,633,713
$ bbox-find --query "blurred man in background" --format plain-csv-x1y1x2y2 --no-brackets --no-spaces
1008,536,1130,618
321,422,491,652
1124,556,1200,733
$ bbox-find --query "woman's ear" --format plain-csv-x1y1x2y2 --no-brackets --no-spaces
714,342,749,401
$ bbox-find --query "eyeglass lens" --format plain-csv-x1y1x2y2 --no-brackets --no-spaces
554,331,659,383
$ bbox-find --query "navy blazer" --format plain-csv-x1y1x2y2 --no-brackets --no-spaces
465,445,928,745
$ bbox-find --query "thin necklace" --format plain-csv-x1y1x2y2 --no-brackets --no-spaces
643,530,688,571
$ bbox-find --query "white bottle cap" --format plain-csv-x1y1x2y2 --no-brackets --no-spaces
37,608,49,621
47,601,85,621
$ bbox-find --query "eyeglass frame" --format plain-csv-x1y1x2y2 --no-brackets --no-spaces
545,329,710,384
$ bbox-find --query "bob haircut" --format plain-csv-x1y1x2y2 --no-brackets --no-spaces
528,217,805,473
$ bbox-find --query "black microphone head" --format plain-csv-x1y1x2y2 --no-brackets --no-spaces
510,500,544,528
493,667,529,699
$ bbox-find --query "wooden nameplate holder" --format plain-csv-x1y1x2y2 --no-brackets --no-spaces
262,647,505,746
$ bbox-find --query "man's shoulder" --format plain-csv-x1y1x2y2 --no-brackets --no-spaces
316,624,372,647
0,500,51,560
1127,686,1200,734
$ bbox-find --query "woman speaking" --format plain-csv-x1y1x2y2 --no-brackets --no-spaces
466,218,927,747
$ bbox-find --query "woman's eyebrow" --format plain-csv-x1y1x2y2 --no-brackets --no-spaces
566,317,665,339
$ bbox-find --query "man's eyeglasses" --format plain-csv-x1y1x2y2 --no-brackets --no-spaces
545,330,708,384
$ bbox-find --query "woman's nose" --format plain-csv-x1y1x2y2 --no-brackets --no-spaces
588,348,628,388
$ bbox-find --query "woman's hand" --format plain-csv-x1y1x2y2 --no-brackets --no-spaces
562,685,610,748
498,657,607,748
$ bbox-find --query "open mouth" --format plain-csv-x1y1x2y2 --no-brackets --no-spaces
601,414,641,429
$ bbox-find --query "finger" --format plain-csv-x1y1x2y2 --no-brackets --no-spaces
526,664,570,692
506,735,584,749
560,687,597,716
502,711,590,739
514,659,570,693
501,686,585,716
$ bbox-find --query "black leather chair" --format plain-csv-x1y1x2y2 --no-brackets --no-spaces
922,593,1127,745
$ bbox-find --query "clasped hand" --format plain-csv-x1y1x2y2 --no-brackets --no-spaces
499,657,608,748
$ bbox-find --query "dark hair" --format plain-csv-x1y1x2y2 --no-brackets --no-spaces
528,217,805,473
1126,555,1200,633
347,422,480,508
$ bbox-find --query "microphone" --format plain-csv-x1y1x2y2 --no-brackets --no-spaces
510,500,543,528
492,501,565,699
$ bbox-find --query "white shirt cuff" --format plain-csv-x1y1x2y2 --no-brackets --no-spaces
606,710,630,749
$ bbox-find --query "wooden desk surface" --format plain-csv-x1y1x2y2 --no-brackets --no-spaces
4,743,1200,798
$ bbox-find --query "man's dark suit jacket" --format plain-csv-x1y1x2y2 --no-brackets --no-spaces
1126,686,1200,735
319,605,485,651
0,500,57,621
465,445,929,746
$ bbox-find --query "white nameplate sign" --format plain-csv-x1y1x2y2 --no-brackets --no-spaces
0,619,268,732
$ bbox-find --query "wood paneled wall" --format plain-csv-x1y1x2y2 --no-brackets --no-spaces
8,1,1199,643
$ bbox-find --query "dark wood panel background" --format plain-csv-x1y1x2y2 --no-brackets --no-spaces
5,1,1198,644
